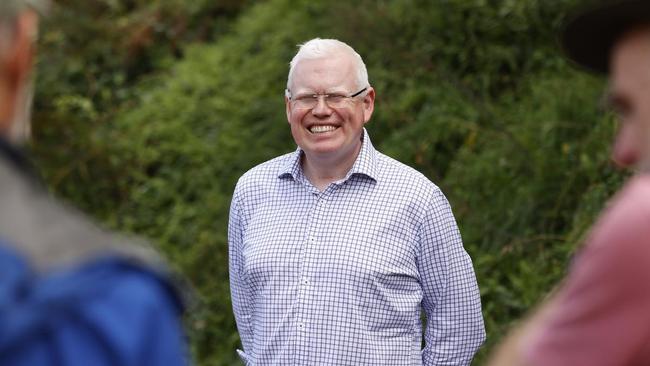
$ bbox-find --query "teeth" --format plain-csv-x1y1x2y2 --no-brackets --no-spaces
310,125,337,133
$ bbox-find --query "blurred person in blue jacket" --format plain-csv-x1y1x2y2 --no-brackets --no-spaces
0,1,190,365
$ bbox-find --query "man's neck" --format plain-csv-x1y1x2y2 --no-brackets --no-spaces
301,143,362,192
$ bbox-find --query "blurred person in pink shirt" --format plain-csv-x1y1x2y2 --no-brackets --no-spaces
487,1,650,365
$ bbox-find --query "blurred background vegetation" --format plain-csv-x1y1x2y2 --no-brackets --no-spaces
31,0,625,364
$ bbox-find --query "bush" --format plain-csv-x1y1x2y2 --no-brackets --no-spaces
31,0,622,364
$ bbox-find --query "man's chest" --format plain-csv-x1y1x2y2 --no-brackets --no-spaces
240,188,422,291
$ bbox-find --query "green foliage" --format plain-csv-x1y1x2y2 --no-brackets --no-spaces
30,0,626,365
445,70,625,362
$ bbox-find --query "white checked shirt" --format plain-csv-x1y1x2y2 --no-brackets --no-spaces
229,129,485,365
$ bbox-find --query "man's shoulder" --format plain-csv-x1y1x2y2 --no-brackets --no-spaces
0,156,186,308
596,175,650,238
571,175,650,289
235,151,295,192
375,151,443,197
2,160,146,265
590,175,650,255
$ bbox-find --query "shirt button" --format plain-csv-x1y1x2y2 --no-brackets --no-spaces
308,236,315,244
301,277,310,285
298,322,305,330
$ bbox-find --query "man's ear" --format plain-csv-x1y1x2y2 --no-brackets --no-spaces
4,11,38,87
285,95,292,123
0,11,38,135
362,87,375,124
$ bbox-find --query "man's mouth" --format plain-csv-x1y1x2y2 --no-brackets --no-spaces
309,125,338,134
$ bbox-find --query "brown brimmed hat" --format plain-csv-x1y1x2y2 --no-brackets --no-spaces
561,0,650,74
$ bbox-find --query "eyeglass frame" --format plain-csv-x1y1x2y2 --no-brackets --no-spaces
286,86,369,109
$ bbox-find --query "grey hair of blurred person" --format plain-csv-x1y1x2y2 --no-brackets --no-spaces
286,38,369,97
0,0,49,144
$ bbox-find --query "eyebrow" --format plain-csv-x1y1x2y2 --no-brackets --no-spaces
293,88,349,95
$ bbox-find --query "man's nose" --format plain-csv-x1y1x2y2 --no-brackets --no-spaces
311,95,333,116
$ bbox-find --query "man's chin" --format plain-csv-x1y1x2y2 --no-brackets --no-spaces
303,146,341,158
632,157,650,174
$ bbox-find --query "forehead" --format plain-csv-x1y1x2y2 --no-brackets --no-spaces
611,27,650,89
290,54,356,92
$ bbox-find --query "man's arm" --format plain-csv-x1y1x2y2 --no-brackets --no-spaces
228,192,254,357
417,189,486,365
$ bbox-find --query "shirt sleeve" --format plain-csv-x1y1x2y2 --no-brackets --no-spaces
0,258,188,366
417,189,486,366
228,190,254,356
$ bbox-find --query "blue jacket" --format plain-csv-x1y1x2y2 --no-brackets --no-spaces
0,138,189,365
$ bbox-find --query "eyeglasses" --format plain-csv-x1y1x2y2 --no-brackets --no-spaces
287,87,368,109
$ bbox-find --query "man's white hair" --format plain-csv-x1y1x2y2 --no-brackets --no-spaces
286,38,369,94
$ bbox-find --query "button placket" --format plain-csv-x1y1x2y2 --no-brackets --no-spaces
295,193,326,360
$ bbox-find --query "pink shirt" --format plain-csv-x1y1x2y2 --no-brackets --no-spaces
525,174,650,366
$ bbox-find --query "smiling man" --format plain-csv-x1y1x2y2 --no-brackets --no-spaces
228,38,485,365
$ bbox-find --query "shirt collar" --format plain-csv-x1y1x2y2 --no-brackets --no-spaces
0,137,41,184
278,146,303,181
278,128,379,183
